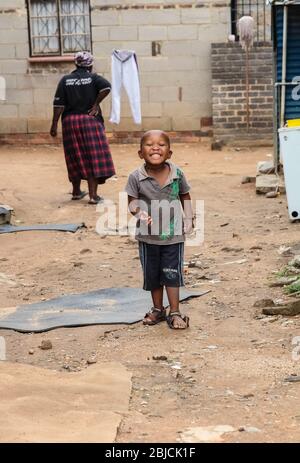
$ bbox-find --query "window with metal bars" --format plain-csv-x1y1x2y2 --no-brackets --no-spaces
231,0,272,42
27,0,91,56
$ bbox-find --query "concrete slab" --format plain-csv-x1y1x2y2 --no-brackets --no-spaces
256,174,286,194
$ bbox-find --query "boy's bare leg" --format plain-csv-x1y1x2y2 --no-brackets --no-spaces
143,286,165,324
151,286,164,310
166,286,187,329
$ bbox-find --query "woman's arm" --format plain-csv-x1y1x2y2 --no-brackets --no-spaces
50,106,64,137
88,89,111,116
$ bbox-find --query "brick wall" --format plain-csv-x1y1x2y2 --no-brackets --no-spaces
211,42,274,144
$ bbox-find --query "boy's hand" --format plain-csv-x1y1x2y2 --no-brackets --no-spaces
184,217,194,235
136,210,153,225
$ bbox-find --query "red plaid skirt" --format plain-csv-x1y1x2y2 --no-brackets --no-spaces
62,114,115,183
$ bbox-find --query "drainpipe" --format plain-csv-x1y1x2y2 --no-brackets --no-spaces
280,5,288,127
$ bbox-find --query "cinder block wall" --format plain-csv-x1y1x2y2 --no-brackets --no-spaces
212,42,274,143
0,0,231,139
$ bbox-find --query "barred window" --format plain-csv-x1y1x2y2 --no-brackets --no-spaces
27,0,91,56
231,0,272,42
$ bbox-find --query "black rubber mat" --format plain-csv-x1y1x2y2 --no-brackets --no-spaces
0,223,85,234
0,287,210,332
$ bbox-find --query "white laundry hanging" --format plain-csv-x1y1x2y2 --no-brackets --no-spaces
109,49,142,125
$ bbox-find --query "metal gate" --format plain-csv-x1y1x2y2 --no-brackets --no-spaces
231,0,272,42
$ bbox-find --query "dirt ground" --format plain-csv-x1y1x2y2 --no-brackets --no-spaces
1,141,300,443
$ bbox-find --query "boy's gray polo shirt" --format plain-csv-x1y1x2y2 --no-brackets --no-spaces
125,162,190,245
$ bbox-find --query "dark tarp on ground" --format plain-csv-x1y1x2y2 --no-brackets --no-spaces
0,223,85,234
0,287,210,332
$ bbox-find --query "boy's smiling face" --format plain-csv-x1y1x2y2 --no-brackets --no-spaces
138,130,172,166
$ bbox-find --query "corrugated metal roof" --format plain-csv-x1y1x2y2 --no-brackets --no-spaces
276,5,300,120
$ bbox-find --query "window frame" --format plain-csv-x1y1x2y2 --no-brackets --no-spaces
26,0,92,58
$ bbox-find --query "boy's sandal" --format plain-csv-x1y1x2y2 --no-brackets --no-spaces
166,311,190,330
143,307,166,325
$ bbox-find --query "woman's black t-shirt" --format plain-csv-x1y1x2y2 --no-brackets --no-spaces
53,68,111,123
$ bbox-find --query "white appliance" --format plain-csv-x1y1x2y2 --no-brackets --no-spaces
279,126,300,221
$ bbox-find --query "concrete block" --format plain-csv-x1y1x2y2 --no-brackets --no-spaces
256,174,286,194
162,41,209,57
120,10,153,26
141,70,202,87
109,26,138,41
171,116,201,131
15,43,29,59
6,89,33,105
163,102,202,118
93,57,110,73
257,160,275,175
91,10,119,26
167,56,199,72
140,57,169,72
0,118,27,134
13,13,27,29
0,0,24,8
181,85,210,103
3,75,16,90
95,41,151,58
198,24,228,42
17,75,45,90
106,118,141,132
0,60,27,74
149,86,179,102
139,26,168,41
0,29,27,44
107,0,187,4
150,10,181,25
141,102,162,117
28,119,51,133
93,42,123,57
181,8,211,24
33,89,53,105
140,86,149,103
0,104,18,117
92,26,109,41
120,41,152,56
0,44,15,59
216,8,231,24
0,12,26,30
18,104,48,119
167,25,198,41
119,9,181,26
142,117,172,131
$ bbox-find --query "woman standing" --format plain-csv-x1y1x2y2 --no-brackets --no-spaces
50,51,115,204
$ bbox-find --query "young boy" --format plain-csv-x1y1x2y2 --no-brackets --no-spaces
125,130,194,329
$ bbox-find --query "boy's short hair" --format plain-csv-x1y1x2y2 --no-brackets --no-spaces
140,130,170,149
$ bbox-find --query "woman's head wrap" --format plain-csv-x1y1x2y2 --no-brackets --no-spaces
74,51,94,68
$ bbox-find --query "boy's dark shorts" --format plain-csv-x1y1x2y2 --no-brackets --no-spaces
139,242,185,291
